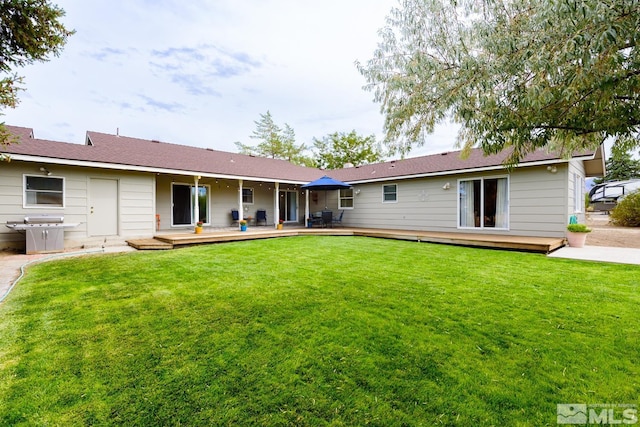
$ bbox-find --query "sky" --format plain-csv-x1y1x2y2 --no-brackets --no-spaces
3,0,459,159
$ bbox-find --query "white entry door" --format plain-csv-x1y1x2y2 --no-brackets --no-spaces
89,178,118,236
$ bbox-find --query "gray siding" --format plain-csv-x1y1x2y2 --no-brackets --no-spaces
509,165,569,237
343,165,572,238
345,176,459,231
0,161,154,250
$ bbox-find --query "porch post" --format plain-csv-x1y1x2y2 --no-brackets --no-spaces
238,179,244,226
274,182,280,228
194,175,200,225
305,189,310,225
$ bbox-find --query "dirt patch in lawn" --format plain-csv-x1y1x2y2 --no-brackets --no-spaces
586,213,640,249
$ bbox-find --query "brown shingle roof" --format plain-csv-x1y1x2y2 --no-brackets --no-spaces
4,126,322,182
3,125,597,183
331,148,595,183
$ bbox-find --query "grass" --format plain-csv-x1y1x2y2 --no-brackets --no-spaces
0,236,639,426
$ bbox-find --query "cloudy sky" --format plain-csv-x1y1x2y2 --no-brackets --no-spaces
3,0,458,159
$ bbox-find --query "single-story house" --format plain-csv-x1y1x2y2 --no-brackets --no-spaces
0,125,604,251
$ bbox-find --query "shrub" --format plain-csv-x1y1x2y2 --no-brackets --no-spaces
567,223,591,233
610,190,640,227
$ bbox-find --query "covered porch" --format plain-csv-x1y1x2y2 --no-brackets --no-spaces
153,174,331,230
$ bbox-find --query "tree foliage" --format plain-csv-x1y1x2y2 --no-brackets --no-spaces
235,111,313,167
0,0,74,148
312,130,383,169
594,143,640,184
610,190,640,227
358,0,640,164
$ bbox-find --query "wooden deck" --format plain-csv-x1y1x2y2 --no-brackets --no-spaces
127,227,566,253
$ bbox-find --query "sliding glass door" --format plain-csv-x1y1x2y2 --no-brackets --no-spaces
459,177,508,229
278,190,298,222
172,183,209,226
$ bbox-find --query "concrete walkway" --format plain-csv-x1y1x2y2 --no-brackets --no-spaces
547,245,640,265
2,242,639,305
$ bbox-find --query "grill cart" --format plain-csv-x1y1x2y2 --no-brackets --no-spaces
6,214,79,254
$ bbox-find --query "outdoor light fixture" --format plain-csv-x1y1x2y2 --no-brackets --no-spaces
547,165,558,174
442,182,451,190
39,167,51,176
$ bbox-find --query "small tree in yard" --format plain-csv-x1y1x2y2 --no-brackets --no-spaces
610,191,640,227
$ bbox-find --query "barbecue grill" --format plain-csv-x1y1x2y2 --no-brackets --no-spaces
6,214,79,254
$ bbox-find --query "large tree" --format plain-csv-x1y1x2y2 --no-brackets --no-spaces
312,130,382,169
594,143,640,184
0,0,74,152
235,111,313,167
358,0,640,164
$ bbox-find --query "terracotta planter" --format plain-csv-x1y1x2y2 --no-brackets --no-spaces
566,231,588,248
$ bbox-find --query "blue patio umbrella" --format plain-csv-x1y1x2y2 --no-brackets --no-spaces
302,175,351,209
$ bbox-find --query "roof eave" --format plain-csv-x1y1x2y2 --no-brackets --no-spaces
3,153,310,184
343,157,572,184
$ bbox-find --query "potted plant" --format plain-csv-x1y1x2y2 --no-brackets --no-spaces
195,221,203,234
239,219,247,232
277,219,284,230
566,223,591,248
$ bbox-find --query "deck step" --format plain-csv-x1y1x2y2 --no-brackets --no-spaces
127,238,173,250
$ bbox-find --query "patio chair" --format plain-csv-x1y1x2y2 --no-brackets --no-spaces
256,209,267,226
321,210,333,228
230,209,239,225
332,210,344,226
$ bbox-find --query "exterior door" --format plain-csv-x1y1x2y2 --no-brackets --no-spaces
278,190,298,222
172,184,192,226
89,178,118,236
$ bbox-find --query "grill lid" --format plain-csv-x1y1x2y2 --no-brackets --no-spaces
23,214,65,224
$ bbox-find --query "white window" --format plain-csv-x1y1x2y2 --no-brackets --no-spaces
339,188,354,209
242,188,254,204
382,184,397,203
24,175,64,208
458,177,509,229
573,173,584,213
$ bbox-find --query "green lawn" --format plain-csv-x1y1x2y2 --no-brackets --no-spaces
1,236,638,426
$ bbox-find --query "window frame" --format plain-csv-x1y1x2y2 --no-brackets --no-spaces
242,187,254,204
23,174,65,208
457,175,509,230
382,183,398,203
339,188,354,209
573,173,584,213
